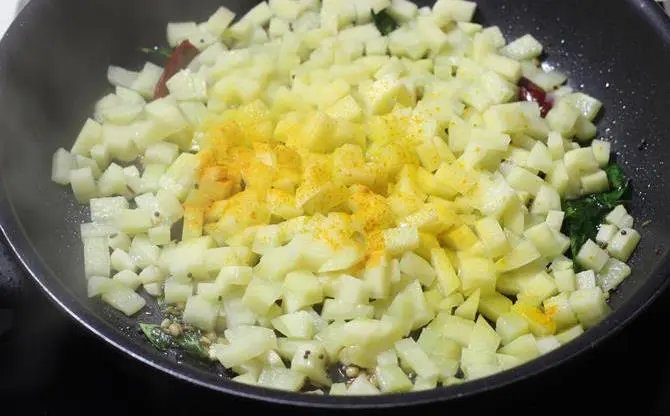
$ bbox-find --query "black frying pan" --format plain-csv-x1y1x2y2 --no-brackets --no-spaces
1,0,670,409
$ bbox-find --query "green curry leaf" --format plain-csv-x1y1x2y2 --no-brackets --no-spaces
140,46,173,59
139,323,208,359
371,8,399,36
176,330,209,359
561,162,631,259
139,323,173,351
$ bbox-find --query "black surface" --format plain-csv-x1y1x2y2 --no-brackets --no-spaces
2,0,670,410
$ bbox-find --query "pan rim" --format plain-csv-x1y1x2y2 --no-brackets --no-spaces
1,0,670,408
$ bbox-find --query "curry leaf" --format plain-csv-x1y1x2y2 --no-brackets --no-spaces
605,163,628,191
371,8,399,36
176,330,208,358
139,323,173,351
139,323,208,359
140,46,173,59
561,162,631,259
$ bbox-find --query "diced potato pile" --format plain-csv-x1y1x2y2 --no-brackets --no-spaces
51,0,641,395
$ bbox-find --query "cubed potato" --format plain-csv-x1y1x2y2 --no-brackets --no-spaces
474,217,509,259
430,248,461,297
597,257,632,293
478,292,512,322
183,295,219,331
215,326,278,369
458,255,497,295
569,287,609,328
273,310,315,339
607,228,641,262
243,278,282,315
394,338,439,379
101,283,146,316
360,75,415,115
575,239,609,273
498,333,539,361
543,292,578,330
496,311,530,345
511,301,556,336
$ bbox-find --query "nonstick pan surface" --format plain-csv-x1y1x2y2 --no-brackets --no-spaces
1,0,670,409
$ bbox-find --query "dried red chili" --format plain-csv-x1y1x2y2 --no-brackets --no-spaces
153,40,200,100
518,76,553,117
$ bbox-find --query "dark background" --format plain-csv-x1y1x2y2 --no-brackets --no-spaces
1,236,669,416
